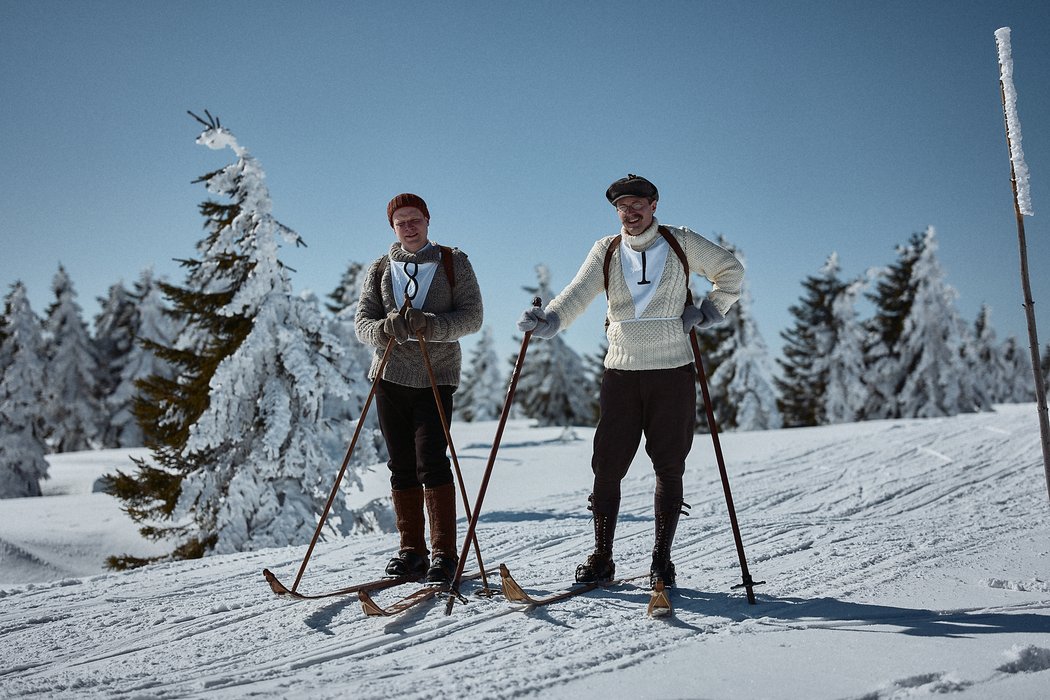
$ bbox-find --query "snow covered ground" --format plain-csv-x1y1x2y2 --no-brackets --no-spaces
2,405,1050,699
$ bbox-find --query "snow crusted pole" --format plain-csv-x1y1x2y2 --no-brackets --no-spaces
445,297,542,614
407,297,492,594
996,27,1050,502
690,329,763,603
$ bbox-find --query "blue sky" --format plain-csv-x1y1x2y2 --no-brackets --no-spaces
2,1,1048,369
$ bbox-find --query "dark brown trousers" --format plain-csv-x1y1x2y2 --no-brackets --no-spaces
590,364,695,517
376,380,455,491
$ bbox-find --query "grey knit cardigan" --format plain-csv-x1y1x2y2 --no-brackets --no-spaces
355,242,483,388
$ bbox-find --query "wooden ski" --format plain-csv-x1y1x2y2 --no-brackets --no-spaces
263,568,414,601
647,579,672,617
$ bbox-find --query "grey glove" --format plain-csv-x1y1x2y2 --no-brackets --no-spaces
681,298,725,332
405,307,434,340
382,310,410,344
516,307,561,339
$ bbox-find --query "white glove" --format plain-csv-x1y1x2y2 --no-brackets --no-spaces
517,307,561,339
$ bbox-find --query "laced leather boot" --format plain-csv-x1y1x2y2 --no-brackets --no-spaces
385,487,429,578
424,483,458,585
649,505,685,588
575,508,617,583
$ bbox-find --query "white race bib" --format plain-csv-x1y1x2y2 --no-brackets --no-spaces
619,237,669,319
390,258,439,310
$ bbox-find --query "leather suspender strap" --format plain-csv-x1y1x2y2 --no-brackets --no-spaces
657,226,693,308
438,245,456,289
602,234,621,298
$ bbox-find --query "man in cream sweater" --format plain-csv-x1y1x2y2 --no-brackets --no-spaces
517,174,743,589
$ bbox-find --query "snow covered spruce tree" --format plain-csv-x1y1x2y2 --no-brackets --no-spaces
862,234,921,420
776,253,848,427
100,269,178,447
971,305,1007,405
93,281,139,447
41,265,104,452
701,241,782,432
321,261,384,472
514,265,593,427
1000,336,1035,403
582,339,608,425
105,112,355,566
0,282,50,498
867,227,988,419
822,275,870,424
456,326,505,422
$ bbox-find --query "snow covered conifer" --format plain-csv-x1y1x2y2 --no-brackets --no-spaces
971,305,1007,403
106,113,354,565
893,227,986,418
103,269,178,447
1000,336,1035,403
322,263,385,470
703,241,782,432
863,233,923,420
93,281,139,447
582,340,608,426
514,265,593,427
776,254,847,427
456,326,505,422
326,261,367,314
0,282,50,498
42,265,104,452
823,276,870,424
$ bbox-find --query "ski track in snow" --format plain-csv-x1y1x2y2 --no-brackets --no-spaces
2,406,1049,698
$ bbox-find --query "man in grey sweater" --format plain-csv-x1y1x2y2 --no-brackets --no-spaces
356,193,483,584
517,174,744,589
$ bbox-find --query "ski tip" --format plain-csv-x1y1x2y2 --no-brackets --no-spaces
263,568,293,596
497,565,532,604
358,589,385,617
647,580,672,617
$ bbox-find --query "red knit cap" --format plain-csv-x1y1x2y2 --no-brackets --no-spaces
387,193,430,227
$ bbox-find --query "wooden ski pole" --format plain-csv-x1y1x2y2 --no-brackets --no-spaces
690,329,763,604
288,333,398,593
445,297,542,614
996,28,1050,501
407,300,492,594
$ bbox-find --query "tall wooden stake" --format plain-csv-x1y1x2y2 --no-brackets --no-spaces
998,42,1050,502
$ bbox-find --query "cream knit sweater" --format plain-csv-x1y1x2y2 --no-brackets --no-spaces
546,219,743,371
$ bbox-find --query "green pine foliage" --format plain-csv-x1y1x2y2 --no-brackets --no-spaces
103,187,255,568
775,257,847,427
862,232,925,420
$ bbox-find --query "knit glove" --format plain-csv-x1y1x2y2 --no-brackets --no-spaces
681,298,725,332
405,307,434,340
516,307,561,339
382,310,410,344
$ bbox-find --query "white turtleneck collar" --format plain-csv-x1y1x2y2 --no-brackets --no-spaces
623,218,661,251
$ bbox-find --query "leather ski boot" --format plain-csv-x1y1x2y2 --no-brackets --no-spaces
576,503,617,583
385,487,429,578
424,483,459,585
650,502,688,588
